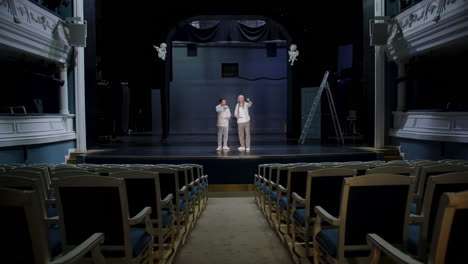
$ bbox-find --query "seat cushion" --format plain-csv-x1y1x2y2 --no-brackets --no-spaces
263,186,270,193
279,197,305,210
280,197,288,209
47,207,58,218
270,191,278,201
293,209,314,226
410,203,418,214
130,229,152,257
48,226,62,258
160,210,174,228
200,183,208,189
188,192,196,201
102,228,153,258
315,228,370,258
407,224,420,254
178,199,186,211
193,186,200,194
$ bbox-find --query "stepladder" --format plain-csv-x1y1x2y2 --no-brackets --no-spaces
298,71,344,145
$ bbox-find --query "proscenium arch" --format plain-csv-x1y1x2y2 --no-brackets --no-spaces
160,15,294,140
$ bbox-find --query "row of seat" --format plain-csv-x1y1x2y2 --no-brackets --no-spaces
0,162,209,264
253,159,468,264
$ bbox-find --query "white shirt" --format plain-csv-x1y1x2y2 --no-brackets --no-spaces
235,102,252,124
216,105,231,127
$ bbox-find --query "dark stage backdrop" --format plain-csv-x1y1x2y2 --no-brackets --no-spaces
159,42,288,135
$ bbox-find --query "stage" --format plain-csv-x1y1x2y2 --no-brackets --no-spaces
77,134,382,186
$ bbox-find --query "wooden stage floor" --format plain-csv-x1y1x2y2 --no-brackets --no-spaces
78,134,381,185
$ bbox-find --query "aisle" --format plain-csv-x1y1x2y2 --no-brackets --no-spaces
173,197,293,264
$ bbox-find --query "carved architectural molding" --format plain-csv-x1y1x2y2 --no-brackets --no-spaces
0,114,76,147
387,0,468,61
0,0,71,63
390,111,468,143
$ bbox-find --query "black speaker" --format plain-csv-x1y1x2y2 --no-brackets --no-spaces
187,44,197,57
266,43,277,57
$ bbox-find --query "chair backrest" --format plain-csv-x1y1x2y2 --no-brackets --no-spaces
334,164,369,176
0,188,50,264
337,174,415,258
180,164,202,180
286,166,322,203
52,171,97,178
144,167,179,206
1,170,48,198
366,166,415,176
111,171,163,222
0,176,48,217
258,164,268,177
305,169,356,217
417,164,468,198
421,172,468,247
277,165,294,190
95,167,131,175
430,190,468,264
54,176,132,257
19,166,52,187
268,164,282,183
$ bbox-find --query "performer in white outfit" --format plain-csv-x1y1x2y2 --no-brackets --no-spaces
216,98,231,151
235,95,253,152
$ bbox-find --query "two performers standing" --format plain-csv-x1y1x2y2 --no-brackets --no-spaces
215,95,253,152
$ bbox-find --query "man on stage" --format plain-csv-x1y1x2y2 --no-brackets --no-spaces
235,95,253,152
216,98,231,151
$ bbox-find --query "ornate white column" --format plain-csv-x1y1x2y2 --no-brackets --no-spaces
74,0,87,152
59,63,69,115
374,0,386,149
396,60,407,111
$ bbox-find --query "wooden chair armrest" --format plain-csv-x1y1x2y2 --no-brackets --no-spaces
129,206,152,225
278,185,287,193
45,216,59,225
162,193,174,204
314,206,339,226
50,233,105,264
367,233,422,264
179,185,187,193
292,192,306,205
409,214,424,224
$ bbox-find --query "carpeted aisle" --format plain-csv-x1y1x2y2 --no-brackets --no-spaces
174,197,294,264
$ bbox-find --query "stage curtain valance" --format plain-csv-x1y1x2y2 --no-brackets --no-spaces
173,20,285,42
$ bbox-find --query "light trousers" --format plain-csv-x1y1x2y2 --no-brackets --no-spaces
238,121,251,148
217,126,229,147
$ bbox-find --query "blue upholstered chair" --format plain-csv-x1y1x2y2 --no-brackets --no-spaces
406,172,468,260
254,164,268,206
260,164,281,215
142,167,190,236
277,165,322,234
267,164,295,222
368,190,468,264
291,168,356,257
180,164,208,208
255,164,277,210
313,174,416,264
0,187,105,264
111,170,176,260
412,164,468,214
53,176,154,263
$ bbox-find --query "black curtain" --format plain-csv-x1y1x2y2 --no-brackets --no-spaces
173,20,285,42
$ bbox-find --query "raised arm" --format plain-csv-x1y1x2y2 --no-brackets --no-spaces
216,105,223,113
